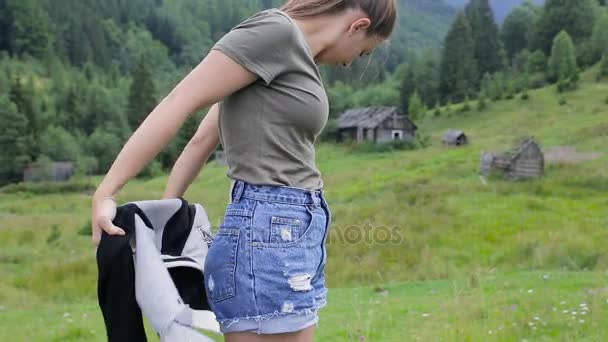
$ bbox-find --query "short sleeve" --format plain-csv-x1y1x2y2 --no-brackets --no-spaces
212,12,294,85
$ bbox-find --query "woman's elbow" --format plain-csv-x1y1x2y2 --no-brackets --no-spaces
162,85,208,119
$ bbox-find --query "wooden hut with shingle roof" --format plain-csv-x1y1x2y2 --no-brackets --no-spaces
337,107,417,143
443,130,468,146
480,137,544,180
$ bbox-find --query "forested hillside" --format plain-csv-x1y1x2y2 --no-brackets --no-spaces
2,0,607,188
0,0,455,186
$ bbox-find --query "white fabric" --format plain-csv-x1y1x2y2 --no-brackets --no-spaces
130,202,221,341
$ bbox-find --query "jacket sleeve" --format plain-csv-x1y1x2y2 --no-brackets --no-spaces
96,204,148,342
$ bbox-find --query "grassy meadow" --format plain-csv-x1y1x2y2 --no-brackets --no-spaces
0,68,607,341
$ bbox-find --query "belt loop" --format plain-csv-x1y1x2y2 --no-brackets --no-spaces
310,190,321,207
232,180,244,203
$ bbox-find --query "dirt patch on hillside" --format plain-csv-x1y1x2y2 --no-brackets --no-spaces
544,146,603,164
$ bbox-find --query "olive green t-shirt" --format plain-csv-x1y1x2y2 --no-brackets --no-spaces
212,8,329,191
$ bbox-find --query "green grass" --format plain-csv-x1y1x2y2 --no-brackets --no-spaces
2,272,608,341
1,68,606,340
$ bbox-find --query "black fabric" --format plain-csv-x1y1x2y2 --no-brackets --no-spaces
160,200,193,257
96,204,148,342
168,267,211,311
164,256,198,263
96,199,210,341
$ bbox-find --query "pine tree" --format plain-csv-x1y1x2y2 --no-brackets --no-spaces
399,64,416,113
0,1,8,51
4,0,53,58
439,11,478,103
501,3,540,63
531,0,597,55
0,95,30,184
548,31,579,88
127,57,157,131
9,76,41,160
413,49,440,107
408,91,424,120
592,13,608,60
465,0,505,78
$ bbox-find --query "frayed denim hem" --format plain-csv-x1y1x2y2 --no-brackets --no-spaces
217,303,326,334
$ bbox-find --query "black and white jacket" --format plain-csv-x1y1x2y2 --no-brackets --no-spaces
96,198,219,342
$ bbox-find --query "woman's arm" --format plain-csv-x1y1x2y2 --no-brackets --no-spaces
94,51,255,199
162,104,220,199
92,50,257,245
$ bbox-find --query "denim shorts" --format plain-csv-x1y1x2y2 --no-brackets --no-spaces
203,179,332,334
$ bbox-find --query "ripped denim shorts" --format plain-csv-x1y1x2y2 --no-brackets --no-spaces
203,178,332,334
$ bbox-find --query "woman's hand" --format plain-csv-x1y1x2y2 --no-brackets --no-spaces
91,194,125,247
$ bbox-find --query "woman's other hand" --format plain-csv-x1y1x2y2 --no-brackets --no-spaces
91,194,125,247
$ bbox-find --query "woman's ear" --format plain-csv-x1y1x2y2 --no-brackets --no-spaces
349,17,371,35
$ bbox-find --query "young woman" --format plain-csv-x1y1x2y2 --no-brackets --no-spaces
91,0,397,341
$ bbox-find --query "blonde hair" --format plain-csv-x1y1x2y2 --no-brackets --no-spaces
280,0,397,39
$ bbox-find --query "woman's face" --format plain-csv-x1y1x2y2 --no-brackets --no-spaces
316,18,385,67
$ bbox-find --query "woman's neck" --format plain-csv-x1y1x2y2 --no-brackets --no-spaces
290,9,359,60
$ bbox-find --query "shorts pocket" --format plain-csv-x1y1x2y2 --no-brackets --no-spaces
204,228,240,303
252,204,319,248
270,216,302,244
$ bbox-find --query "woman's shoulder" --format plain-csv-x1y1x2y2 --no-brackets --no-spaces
221,8,297,52
233,8,293,32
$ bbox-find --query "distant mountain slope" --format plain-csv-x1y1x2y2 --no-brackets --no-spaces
443,0,544,23
384,0,456,68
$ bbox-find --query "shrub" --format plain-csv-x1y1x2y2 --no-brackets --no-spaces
138,160,164,179
461,96,471,112
528,73,547,89
598,56,608,80
416,131,431,148
350,139,419,153
557,78,569,93
0,181,95,195
433,106,441,117
46,225,61,245
78,220,92,236
477,91,487,111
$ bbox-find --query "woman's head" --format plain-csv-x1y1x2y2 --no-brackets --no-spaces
281,0,398,66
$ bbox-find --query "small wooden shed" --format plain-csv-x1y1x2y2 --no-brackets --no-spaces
23,161,74,182
443,130,468,146
337,107,417,144
480,138,545,180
